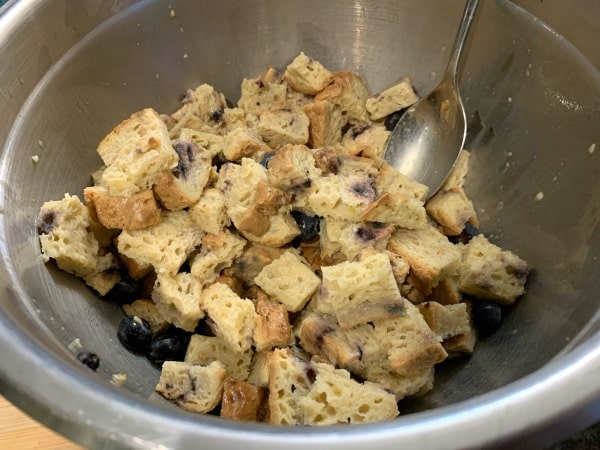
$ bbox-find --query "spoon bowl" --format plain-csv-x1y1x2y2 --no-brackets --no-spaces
385,0,480,197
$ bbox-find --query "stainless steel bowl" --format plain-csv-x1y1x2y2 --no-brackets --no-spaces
1,0,599,448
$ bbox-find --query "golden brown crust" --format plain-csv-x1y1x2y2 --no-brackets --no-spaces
221,378,268,421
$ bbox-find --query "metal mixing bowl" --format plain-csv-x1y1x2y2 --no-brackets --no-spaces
1,0,599,448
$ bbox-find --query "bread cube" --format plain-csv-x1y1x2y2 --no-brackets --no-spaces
257,108,310,148
283,52,333,95
365,77,419,120
171,84,227,128
221,378,268,421
253,293,292,351
97,108,178,196
341,124,390,160
155,361,226,413
254,250,320,312
188,188,230,234
361,192,428,229
122,299,169,335
376,162,429,201
223,127,270,161
417,301,470,341
303,100,345,148
266,144,321,191
201,282,257,352
315,71,370,122
457,234,529,304
190,230,246,286
185,334,253,381
321,252,404,328
152,272,204,331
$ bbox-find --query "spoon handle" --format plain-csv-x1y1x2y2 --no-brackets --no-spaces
445,0,481,81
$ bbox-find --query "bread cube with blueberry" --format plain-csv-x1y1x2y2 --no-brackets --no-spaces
283,52,333,95
171,84,227,132
96,108,178,197
266,144,321,191
365,77,419,121
320,219,394,262
238,70,289,115
457,234,529,304
341,124,390,160
267,348,398,425
155,361,226,413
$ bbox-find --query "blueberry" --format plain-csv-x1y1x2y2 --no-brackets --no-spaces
449,222,480,245
105,274,143,305
291,211,320,242
471,300,502,336
147,328,190,366
77,351,100,371
117,315,152,354
260,152,276,169
384,108,407,131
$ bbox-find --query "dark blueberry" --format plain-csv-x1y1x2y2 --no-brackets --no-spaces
471,300,502,336
193,317,217,337
210,108,224,122
356,226,376,242
291,211,320,242
104,274,143,304
173,141,197,180
147,328,190,366
350,179,377,201
36,211,56,235
449,222,480,245
77,351,100,371
260,152,276,169
118,315,153,354
384,108,407,131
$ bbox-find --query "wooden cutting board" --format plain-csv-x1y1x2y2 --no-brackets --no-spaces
0,395,81,449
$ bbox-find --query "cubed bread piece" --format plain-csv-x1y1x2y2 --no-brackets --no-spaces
283,52,333,95
298,311,441,400
320,219,394,262
155,361,226,414
428,276,462,305
97,108,178,196
257,108,310,148
152,272,204,331
321,252,404,328
387,224,462,295
376,162,429,201
82,252,119,295
340,124,390,160
117,210,204,275
361,192,428,229
231,244,285,288
223,127,271,161
387,250,411,286
253,293,292,351
254,250,321,312
254,181,288,215
153,141,212,210
303,174,378,221
266,144,321,191
83,186,160,230
247,350,271,388
365,77,419,120
185,334,253,381
268,348,398,425
315,71,370,122
303,101,345,148
222,107,260,133
190,230,246,285
457,234,529,304
442,149,471,192
443,322,477,357
221,378,268,422
178,128,225,158
426,189,477,236
188,188,230,234
238,73,289,115
239,212,300,247
312,146,342,175
171,84,227,131
123,299,170,335
201,282,257,352
119,253,152,280
83,183,121,248
36,194,100,277
336,154,381,178
417,301,470,341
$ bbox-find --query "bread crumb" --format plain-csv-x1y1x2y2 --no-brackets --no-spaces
507,97,512,103
183,53,189,59
111,373,128,387
37,140,44,148
67,338,82,353
32,155,39,163
589,143,596,155
169,9,175,18
534,191,544,201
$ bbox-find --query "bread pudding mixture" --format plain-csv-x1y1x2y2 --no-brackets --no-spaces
36,53,528,425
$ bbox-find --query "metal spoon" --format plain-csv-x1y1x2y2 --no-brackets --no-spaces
384,0,480,199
